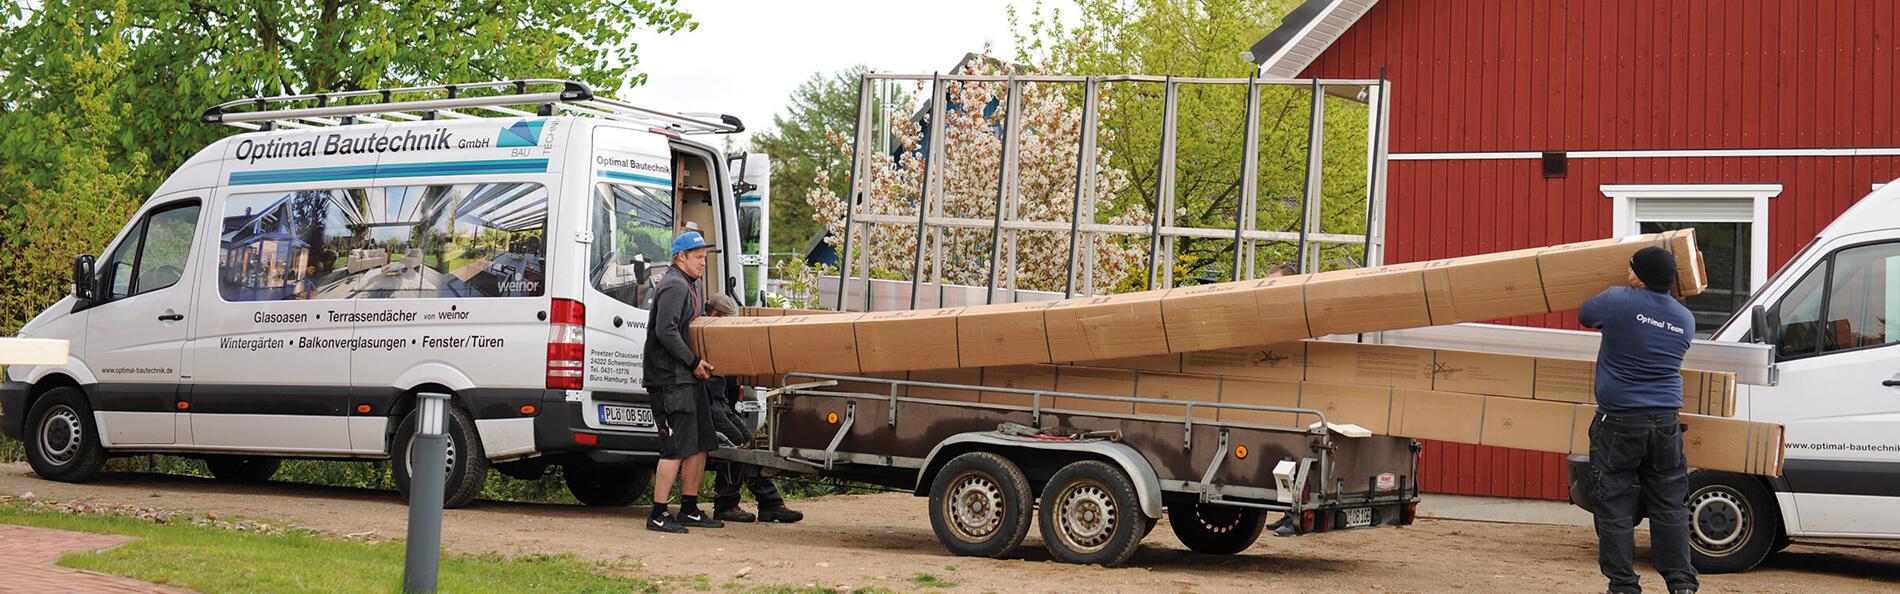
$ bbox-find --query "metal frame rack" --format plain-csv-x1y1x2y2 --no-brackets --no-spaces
200,78,742,134
832,73,1391,312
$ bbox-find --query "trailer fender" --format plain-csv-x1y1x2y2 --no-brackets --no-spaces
916,432,1164,520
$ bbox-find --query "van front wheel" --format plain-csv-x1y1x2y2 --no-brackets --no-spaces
24,387,107,483
1688,470,1780,574
392,404,489,508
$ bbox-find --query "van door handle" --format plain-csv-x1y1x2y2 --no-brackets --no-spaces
157,313,184,321
1882,380,1900,387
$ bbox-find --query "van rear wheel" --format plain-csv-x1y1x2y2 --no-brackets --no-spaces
24,387,107,483
564,464,652,506
205,456,281,482
392,403,489,508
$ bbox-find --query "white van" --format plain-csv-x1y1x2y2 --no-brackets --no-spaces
1568,180,1900,573
0,80,748,507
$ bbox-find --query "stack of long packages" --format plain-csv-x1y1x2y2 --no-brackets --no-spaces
692,229,1786,475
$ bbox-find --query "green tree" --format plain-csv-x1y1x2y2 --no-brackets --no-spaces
1013,0,1372,286
0,0,697,333
0,1,145,332
752,65,907,258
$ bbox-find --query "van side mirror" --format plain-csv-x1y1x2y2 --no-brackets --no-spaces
631,253,650,288
71,254,96,302
1751,304,1776,346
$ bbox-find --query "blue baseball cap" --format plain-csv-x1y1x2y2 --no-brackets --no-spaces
671,231,713,255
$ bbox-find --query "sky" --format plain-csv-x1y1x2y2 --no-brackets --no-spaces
616,0,1076,149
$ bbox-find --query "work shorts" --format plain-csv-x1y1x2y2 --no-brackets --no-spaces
651,383,718,459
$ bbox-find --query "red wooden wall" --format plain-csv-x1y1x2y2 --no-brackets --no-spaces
1299,0,1900,499
1308,0,1900,153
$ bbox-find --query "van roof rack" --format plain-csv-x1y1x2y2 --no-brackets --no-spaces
199,78,743,135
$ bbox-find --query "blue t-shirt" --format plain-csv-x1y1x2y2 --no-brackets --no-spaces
1577,286,1695,416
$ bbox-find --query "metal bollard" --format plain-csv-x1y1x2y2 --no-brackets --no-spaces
404,392,450,593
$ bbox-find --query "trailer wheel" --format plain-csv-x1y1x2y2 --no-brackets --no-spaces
393,404,489,509
1039,460,1143,566
564,464,653,507
24,387,107,483
928,452,1033,558
205,456,281,482
1688,470,1780,574
1168,502,1266,555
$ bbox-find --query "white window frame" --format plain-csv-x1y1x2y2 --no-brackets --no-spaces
1602,184,1781,293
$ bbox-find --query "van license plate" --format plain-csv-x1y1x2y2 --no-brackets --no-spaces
1343,507,1373,528
599,405,655,429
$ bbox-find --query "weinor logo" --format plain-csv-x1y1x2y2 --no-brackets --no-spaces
499,120,545,148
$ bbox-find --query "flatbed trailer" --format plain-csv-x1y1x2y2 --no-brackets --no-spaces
718,373,1420,566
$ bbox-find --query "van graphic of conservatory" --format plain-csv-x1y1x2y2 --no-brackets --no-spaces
219,182,547,301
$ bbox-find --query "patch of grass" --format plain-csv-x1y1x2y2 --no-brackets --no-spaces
0,501,654,593
912,572,957,588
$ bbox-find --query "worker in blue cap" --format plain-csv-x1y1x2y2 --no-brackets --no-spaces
642,231,723,533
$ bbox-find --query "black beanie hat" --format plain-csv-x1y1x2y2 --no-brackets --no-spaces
1630,246,1676,293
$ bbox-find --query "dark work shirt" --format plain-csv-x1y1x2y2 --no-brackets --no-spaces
642,271,702,388
1578,286,1695,416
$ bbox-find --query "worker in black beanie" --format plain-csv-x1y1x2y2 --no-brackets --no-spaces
1578,245,1699,594
1630,246,1678,293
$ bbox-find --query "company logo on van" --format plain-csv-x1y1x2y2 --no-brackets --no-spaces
499,120,544,148
234,128,454,164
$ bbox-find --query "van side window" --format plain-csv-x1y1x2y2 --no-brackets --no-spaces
1773,264,1827,359
1775,241,1900,359
219,184,547,301
99,201,202,301
1820,242,1900,352
590,182,675,308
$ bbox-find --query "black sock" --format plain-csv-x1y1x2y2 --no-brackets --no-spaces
650,503,668,518
681,494,700,514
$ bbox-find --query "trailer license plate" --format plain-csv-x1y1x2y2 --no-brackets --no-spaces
1343,507,1373,528
599,405,655,429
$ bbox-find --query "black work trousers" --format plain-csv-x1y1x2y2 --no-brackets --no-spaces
1590,412,1699,594
710,398,783,510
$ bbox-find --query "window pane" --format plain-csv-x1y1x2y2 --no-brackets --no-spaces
591,182,676,308
101,221,143,300
1773,262,1828,359
1822,242,1900,352
1640,221,1750,337
132,204,200,295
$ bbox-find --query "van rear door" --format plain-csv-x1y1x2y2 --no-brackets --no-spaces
1753,233,1900,537
579,127,679,425
86,195,205,446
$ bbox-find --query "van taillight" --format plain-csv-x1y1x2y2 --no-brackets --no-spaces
547,298,585,389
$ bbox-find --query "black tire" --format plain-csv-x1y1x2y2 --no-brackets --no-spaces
205,456,281,482
392,403,489,509
1038,460,1145,566
23,387,107,482
564,464,653,507
1168,502,1267,555
928,452,1034,559
1687,470,1781,574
